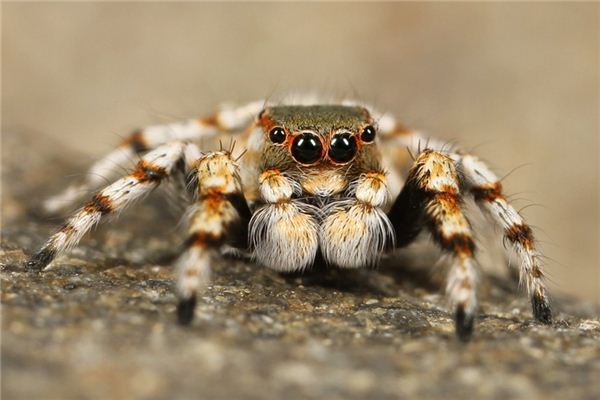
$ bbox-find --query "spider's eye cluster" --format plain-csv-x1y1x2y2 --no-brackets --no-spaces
273,124,375,165
291,132,323,165
328,132,357,163
269,127,286,144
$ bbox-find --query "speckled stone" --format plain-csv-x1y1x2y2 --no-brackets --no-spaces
2,132,599,400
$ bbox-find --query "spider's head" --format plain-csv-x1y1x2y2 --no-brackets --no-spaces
256,105,381,197
257,105,378,167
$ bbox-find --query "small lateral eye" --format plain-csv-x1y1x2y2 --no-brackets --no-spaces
269,127,286,144
361,125,376,142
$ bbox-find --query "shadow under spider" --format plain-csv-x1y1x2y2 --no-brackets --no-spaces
278,251,443,298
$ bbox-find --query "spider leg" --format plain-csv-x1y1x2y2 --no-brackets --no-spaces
175,151,251,325
377,116,450,154
370,112,453,199
28,141,189,271
454,153,552,324
44,100,264,213
388,149,478,341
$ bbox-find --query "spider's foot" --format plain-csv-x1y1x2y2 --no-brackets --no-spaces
455,305,475,342
177,295,197,325
26,249,55,272
532,294,552,324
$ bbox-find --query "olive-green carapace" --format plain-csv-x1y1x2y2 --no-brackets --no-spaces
264,105,370,134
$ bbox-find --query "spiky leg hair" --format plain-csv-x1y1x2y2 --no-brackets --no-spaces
44,101,263,214
28,141,192,271
175,150,251,324
389,149,479,341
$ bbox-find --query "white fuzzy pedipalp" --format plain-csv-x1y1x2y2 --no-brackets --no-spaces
249,201,319,272
320,201,395,269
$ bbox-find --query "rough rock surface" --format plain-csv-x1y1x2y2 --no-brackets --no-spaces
2,132,599,399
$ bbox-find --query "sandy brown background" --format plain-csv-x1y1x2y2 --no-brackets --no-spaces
3,2,598,303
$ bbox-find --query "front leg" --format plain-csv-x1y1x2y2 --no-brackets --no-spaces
388,149,478,341
175,150,252,324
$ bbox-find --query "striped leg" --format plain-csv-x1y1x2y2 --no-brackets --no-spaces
456,153,552,323
375,112,452,199
44,100,264,213
389,149,478,341
175,151,251,325
372,109,450,153
28,142,188,271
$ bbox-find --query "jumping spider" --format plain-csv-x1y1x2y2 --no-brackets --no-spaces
28,97,552,341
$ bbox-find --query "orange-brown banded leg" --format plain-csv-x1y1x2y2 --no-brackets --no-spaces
457,154,552,324
175,151,251,325
28,142,187,271
389,149,478,341
44,101,263,214
376,115,453,198
374,110,450,154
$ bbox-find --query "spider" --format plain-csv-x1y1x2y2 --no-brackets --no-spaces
27,96,552,341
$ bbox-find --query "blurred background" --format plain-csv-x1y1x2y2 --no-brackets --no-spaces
3,2,598,303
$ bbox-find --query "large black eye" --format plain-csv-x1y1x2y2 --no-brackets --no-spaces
269,127,286,144
361,125,376,142
328,132,357,163
291,132,323,164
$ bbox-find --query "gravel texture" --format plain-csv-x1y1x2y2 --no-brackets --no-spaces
2,132,599,400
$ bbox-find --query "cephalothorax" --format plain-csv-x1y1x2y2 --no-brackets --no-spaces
28,97,552,341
